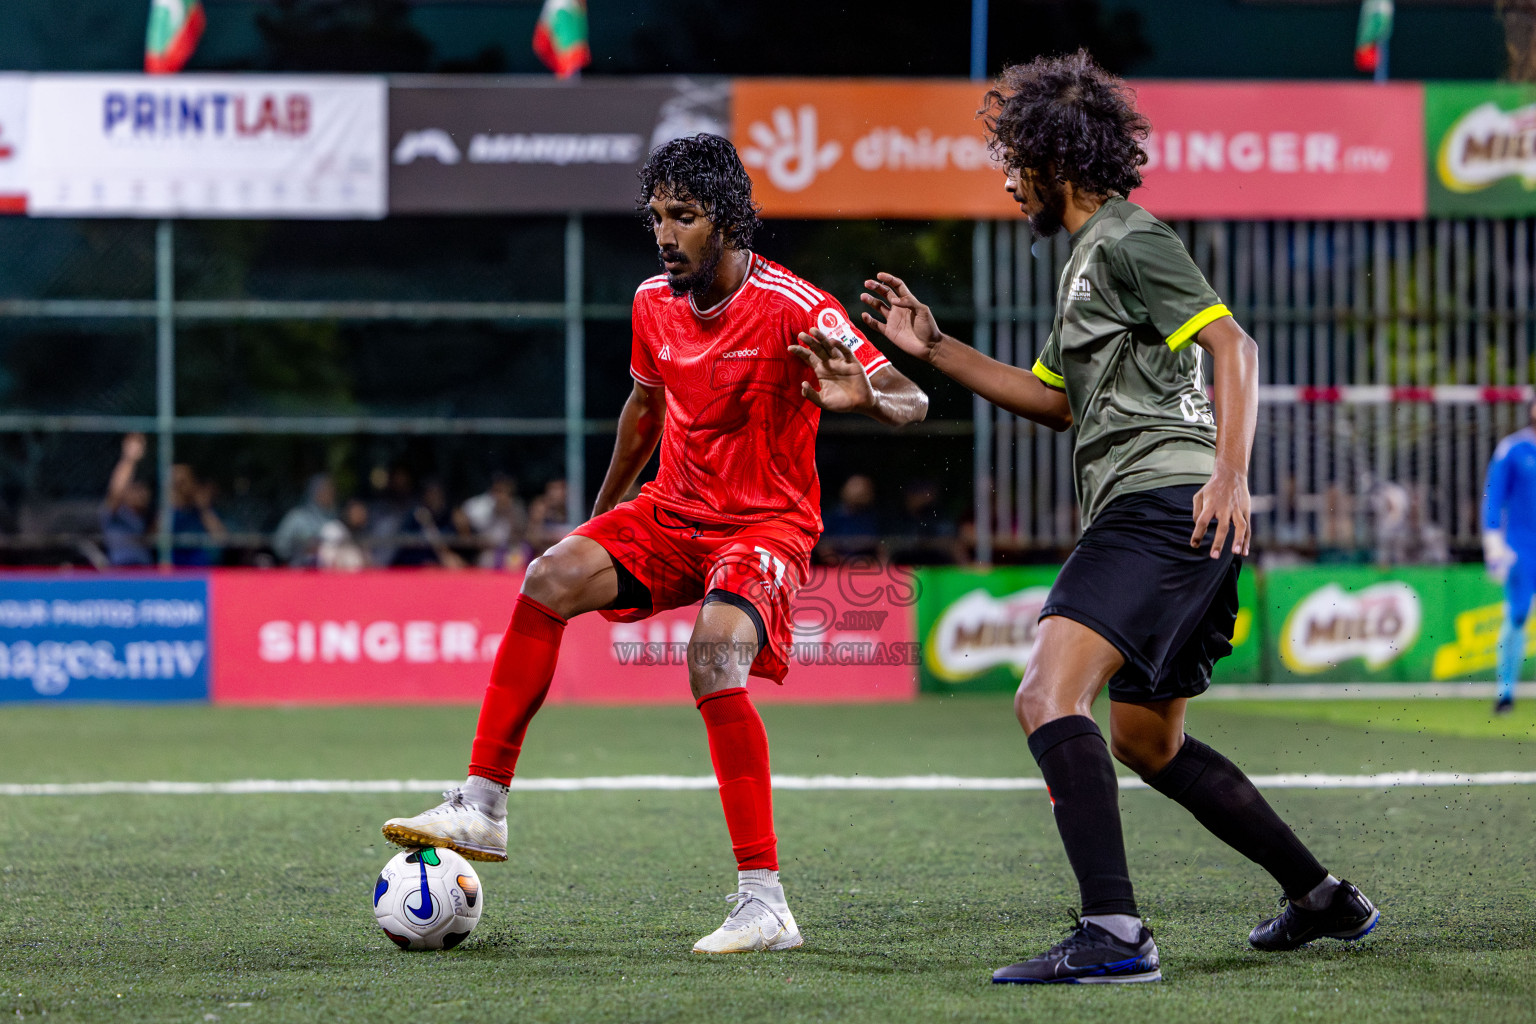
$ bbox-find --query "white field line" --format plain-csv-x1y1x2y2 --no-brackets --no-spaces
3,771,1536,797
1202,682,1536,700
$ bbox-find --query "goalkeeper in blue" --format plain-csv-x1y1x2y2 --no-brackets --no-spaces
1482,401,1536,714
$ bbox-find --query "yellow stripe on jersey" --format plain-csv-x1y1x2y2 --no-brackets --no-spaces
1031,359,1065,389
1167,303,1232,351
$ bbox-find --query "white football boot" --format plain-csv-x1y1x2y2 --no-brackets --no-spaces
693,889,803,954
382,787,508,863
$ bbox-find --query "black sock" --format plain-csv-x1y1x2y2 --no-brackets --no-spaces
1146,736,1328,900
1027,715,1139,917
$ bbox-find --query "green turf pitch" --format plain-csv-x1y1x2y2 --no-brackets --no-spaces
2,698,1533,1023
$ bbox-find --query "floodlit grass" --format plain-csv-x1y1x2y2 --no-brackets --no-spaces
1225,698,1536,743
2,699,1533,1023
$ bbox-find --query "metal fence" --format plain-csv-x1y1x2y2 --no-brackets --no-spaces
1,215,1533,566
970,218,1536,562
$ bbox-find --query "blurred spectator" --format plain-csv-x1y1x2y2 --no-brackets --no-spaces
1316,482,1363,563
456,473,531,569
318,499,371,571
820,474,882,562
167,463,229,567
271,473,337,567
395,478,465,568
367,464,419,566
101,433,153,567
527,478,574,554
1410,485,1450,565
1371,480,1412,566
887,479,963,565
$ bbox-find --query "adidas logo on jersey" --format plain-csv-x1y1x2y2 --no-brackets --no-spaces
1068,276,1092,302
659,344,672,360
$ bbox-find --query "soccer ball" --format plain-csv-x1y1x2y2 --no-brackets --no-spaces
372,847,483,951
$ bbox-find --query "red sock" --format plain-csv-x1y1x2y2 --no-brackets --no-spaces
467,595,566,785
697,687,778,871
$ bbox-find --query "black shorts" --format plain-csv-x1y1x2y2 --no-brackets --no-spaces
1041,484,1241,703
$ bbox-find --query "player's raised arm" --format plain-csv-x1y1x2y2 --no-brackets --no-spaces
790,328,928,426
1188,315,1258,558
590,380,665,519
860,272,1072,432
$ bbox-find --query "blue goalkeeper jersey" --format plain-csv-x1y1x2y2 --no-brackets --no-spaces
1484,426,1536,549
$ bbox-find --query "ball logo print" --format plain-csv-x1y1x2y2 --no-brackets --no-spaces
742,106,842,193
373,847,483,951
405,850,437,923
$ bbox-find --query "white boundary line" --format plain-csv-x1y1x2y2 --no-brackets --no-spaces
3,771,1535,796
1202,682,1536,700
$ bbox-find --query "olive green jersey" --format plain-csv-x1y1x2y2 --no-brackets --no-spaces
1031,196,1230,528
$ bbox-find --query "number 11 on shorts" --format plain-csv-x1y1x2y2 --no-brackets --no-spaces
756,546,786,588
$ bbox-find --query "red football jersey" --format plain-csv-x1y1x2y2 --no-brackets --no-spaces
628,253,892,536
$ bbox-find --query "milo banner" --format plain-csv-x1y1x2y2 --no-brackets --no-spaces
1265,564,1525,683
1426,82,1536,217
914,565,1262,694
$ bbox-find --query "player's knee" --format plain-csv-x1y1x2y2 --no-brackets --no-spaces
1108,729,1180,778
1013,674,1053,733
687,643,743,701
521,551,583,608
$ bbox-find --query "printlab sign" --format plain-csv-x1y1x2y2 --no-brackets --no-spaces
0,578,210,701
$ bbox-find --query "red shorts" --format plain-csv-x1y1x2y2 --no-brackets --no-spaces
571,493,815,683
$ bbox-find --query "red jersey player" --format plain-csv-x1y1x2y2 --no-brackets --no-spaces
383,134,928,953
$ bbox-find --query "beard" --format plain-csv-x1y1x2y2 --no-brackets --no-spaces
1026,178,1069,238
662,231,726,299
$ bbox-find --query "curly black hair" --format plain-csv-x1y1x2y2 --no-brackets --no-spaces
637,134,762,250
979,49,1149,198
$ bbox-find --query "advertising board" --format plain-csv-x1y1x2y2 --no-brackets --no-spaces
914,564,1263,694
1132,82,1425,220
730,79,1425,220
1426,82,1536,217
0,577,210,702
0,74,26,214
1264,564,1526,683
25,75,387,218
388,77,729,213
209,567,916,705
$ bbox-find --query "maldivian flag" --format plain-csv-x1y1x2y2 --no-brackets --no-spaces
533,0,590,78
145,0,206,74
1354,0,1393,73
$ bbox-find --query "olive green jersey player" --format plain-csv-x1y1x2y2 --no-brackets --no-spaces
1031,195,1229,527
857,50,1378,986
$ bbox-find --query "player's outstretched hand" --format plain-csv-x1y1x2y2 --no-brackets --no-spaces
791,328,876,414
860,273,944,362
1190,467,1251,558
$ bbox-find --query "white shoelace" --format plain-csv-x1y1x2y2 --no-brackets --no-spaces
722,891,787,933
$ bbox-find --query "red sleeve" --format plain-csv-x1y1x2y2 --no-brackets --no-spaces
629,288,663,388
808,297,891,377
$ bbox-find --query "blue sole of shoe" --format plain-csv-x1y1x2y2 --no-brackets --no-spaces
1326,908,1381,941
992,971,1162,985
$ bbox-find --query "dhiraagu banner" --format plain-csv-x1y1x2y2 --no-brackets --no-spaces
914,564,1261,694
1426,82,1536,217
1265,564,1525,683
